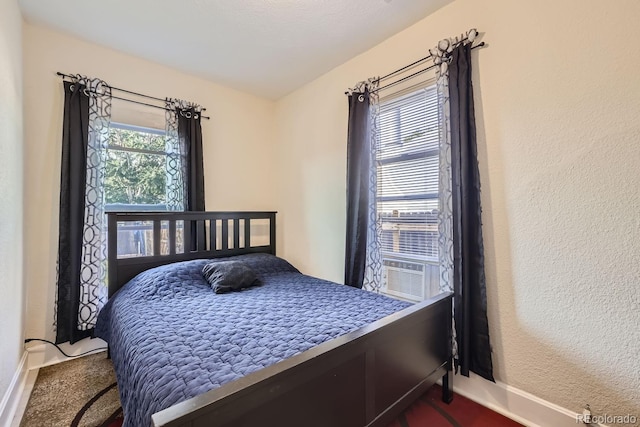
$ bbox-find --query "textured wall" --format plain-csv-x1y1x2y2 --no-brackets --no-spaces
0,0,25,401
274,0,640,422
22,23,277,349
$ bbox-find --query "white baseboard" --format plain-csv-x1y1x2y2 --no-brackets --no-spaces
0,352,28,427
26,337,107,370
452,372,607,427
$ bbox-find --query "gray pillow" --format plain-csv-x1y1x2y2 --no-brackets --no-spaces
202,261,260,294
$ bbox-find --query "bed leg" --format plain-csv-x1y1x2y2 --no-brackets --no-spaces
442,360,453,404
107,347,111,360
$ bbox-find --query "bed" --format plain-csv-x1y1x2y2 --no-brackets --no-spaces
96,211,453,427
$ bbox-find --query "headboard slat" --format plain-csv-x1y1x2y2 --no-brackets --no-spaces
233,219,240,249
244,219,251,249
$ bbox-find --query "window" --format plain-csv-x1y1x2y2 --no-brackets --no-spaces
106,123,177,258
377,83,441,302
105,123,169,212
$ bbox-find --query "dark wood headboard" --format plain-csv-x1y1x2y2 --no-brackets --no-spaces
107,211,276,297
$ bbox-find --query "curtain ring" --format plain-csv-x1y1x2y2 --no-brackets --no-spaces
194,114,199,119
70,84,75,91
83,88,90,96
358,94,365,102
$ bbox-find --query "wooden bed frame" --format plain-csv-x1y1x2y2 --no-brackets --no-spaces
106,211,453,427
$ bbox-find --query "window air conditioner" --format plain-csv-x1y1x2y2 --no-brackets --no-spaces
382,259,426,302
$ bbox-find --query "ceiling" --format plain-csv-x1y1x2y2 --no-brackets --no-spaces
19,0,452,99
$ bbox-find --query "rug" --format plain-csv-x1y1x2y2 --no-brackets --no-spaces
20,352,123,427
20,352,521,427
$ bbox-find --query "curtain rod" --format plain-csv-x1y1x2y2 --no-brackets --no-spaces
345,41,486,96
56,72,211,120
373,63,438,94
376,41,484,93
378,39,484,83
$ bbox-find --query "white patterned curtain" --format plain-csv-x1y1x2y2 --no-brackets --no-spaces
431,39,455,295
77,77,111,331
430,34,458,361
165,100,185,211
362,80,383,292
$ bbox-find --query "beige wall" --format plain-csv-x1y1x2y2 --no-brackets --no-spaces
0,0,25,400
275,0,640,420
17,0,640,420
23,23,277,346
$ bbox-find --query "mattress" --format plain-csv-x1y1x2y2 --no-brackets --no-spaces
95,253,412,427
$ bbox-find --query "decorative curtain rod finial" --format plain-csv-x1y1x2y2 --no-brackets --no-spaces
468,28,478,42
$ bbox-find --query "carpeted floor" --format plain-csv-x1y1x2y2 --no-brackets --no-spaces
20,353,521,427
20,352,122,427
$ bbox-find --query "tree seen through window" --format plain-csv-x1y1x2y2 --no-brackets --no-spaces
105,125,167,208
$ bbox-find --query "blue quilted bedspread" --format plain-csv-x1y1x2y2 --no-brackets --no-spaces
95,254,411,427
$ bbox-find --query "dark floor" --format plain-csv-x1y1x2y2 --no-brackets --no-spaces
388,384,523,427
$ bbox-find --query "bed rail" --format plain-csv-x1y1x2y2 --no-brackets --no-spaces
107,211,276,297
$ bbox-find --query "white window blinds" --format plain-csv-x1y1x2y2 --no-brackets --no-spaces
377,84,439,261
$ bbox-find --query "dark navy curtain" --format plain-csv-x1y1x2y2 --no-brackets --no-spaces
177,108,205,250
55,82,93,344
344,90,372,288
177,108,205,213
449,43,494,381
